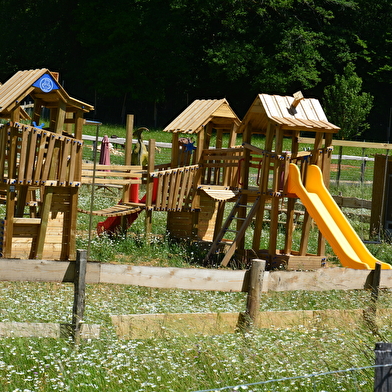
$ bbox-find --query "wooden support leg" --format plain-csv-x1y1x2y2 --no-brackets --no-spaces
299,211,312,256
284,197,296,254
4,186,16,258
62,187,78,260
252,196,267,251
34,187,54,259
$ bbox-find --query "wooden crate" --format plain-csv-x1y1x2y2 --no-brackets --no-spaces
167,193,219,241
7,212,65,260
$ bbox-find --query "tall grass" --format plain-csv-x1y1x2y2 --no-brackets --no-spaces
0,282,390,391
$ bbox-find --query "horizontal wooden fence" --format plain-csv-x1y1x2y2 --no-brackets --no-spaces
1,259,390,339
0,259,390,292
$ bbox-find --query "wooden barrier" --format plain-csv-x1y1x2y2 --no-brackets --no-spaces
0,259,388,339
0,260,391,292
152,164,199,211
111,308,390,339
81,163,143,186
1,123,83,187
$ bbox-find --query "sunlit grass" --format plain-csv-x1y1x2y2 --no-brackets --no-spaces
0,282,390,391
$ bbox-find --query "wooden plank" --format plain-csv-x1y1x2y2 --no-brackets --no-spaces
0,259,100,283
299,137,392,150
0,125,7,180
25,129,38,184
67,139,79,186
100,264,249,292
13,218,41,224
0,322,100,339
1,261,392,293
111,308,389,339
81,178,142,185
160,172,170,210
167,171,179,210
41,132,57,184
82,163,143,172
33,131,47,184
17,127,29,184
176,167,191,209
154,172,164,209
58,137,72,185
111,312,241,339
261,94,283,118
268,268,384,291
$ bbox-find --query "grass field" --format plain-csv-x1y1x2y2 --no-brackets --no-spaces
0,282,391,391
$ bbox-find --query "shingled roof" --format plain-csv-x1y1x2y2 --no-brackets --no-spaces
163,98,241,134
0,69,93,120
238,93,339,134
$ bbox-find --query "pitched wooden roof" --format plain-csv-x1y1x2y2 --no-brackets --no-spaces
0,69,93,119
163,99,241,134
238,93,339,134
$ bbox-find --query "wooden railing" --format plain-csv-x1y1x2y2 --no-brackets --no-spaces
200,147,243,187
150,164,199,211
0,122,83,187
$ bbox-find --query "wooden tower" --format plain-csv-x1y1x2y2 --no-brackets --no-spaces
0,69,93,260
162,99,241,241
205,92,340,269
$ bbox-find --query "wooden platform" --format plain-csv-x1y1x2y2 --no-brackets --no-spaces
78,203,144,217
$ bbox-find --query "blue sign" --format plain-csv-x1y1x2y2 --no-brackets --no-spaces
32,74,60,93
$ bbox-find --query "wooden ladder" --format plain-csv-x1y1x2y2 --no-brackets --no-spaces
204,194,260,267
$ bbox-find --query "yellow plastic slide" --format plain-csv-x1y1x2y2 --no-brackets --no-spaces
287,163,391,270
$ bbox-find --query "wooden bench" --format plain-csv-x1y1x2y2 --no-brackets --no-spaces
81,163,144,187
79,163,147,217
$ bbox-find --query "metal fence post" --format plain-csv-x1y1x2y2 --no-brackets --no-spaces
374,342,392,391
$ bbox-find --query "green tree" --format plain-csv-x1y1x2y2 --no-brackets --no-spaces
323,63,373,139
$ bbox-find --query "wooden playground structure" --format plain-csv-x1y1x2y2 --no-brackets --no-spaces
1,68,389,270
0,69,93,260
161,93,340,269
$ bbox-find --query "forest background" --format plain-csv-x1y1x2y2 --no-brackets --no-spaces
1,0,391,141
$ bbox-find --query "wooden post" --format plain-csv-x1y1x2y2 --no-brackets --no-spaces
125,114,134,166
364,262,382,334
145,139,156,239
375,342,392,391
336,145,343,186
372,262,382,303
245,259,266,325
72,249,87,344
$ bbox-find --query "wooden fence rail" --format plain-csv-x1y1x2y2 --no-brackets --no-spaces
0,259,390,339
0,259,390,292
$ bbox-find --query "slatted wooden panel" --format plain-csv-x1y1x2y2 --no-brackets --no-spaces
7,212,65,260
152,165,199,211
167,192,219,241
2,123,83,187
81,164,144,186
200,147,243,187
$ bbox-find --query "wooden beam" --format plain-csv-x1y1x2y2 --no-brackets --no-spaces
1,261,392,293
111,308,392,339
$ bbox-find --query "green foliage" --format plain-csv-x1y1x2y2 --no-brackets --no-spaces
324,63,373,139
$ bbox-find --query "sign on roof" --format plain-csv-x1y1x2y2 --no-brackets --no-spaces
32,74,60,93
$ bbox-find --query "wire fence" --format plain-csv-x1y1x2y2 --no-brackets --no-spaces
192,363,392,392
